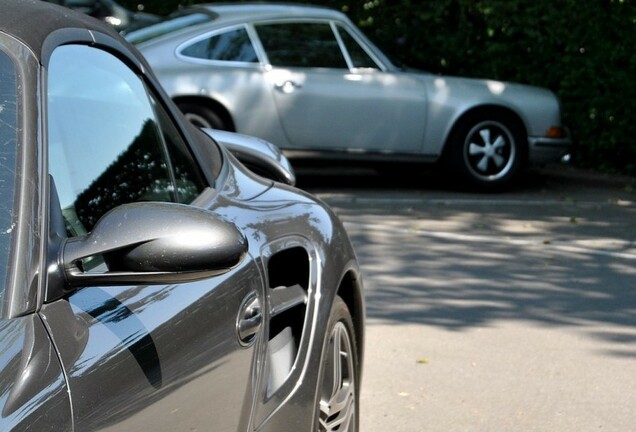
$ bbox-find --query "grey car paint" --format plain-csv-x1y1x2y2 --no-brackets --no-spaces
207,129,297,186
0,1,363,430
131,4,571,187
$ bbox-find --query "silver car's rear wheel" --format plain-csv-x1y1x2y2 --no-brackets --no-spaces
317,296,358,432
178,103,228,130
449,113,525,189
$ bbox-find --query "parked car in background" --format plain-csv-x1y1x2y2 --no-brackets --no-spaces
0,1,364,430
128,3,571,189
42,0,160,33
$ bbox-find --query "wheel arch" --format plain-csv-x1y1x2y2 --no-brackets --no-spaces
443,104,529,161
173,95,236,132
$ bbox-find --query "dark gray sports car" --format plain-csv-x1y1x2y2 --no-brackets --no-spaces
0,1,363,430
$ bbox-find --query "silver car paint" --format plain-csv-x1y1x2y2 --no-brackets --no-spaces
135,5,569,164
265,65,429,153
418,74,564,153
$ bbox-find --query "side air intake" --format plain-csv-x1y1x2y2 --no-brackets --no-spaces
264,247,309,397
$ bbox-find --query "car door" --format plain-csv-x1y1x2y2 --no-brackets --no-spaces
39,44,264,431
256,20,428,153
169,24,286,145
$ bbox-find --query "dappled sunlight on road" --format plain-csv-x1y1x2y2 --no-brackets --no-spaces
317,192,636,363
306,168,636,431
346,219,635,330
344,208,636,430
356,224,636,326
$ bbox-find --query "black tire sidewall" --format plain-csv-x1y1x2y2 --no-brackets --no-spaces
314,295,360,432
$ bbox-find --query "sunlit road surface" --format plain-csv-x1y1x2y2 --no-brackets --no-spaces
301,165,636,432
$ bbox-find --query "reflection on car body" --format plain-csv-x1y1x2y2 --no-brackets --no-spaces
0,1,363,431
206,129,297,186
129,4,572,189
41,0,160,34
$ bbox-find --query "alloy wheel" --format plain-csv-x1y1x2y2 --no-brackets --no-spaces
463,120,516,181
318,321,356,432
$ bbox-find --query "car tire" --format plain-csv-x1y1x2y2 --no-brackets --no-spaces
448,112,526,189
316,295,359,432
177,103,228,130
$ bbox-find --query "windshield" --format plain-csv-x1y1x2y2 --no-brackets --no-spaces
125,12,214,45
0,50,17,304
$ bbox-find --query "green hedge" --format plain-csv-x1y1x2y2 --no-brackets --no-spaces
123,0,636,175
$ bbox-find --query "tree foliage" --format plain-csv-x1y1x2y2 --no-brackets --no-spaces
122,0,636,175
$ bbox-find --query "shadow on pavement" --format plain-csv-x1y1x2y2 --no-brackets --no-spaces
295,161,635,196
296,161,636,359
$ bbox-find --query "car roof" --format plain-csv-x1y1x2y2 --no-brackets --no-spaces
192,3,347,22
129,3,351,48
0,0,122,61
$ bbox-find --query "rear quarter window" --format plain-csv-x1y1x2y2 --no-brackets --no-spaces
181,27,258,63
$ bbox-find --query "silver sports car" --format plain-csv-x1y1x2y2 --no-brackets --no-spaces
129,3,571,188
0,1,363,430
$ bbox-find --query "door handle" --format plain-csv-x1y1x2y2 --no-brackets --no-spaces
237,293,262,345
274,80,302,94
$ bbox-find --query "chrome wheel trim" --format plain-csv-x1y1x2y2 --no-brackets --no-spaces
463,120,516,182
184,111,213,129
318,321,356,432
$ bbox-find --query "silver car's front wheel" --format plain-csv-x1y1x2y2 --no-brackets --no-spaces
317,296,358,432
463,120,516,181
449,113,525,189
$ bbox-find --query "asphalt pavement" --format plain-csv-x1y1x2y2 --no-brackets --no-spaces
300,164,636,432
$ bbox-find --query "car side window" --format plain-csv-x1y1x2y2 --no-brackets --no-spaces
337,26,379,69
47,44,205,237
149,95,207,204
181,27,258,62
256,22,347,68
